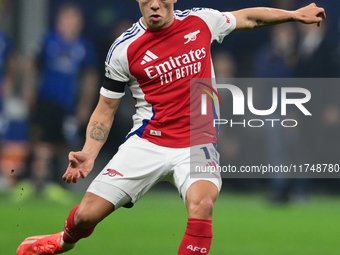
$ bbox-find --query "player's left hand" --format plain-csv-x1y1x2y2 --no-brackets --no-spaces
295,3,326,27
62,151,95,183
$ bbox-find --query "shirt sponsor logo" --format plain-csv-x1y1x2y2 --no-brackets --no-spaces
143,47,206,81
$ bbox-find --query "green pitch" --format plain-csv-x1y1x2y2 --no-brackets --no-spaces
2,189,340,255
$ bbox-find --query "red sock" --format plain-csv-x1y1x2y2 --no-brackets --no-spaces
178,218,213,255
62,205,95,244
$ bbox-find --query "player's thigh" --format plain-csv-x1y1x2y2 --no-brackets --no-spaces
173,143,222,204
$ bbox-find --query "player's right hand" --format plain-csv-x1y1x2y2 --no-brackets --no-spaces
62,151,95,183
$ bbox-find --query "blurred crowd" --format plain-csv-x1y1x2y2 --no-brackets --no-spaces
0,0,339,204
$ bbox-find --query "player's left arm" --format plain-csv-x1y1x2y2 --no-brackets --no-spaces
231,3,326,31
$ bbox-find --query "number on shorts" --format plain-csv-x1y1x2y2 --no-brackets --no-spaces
200,146,210,159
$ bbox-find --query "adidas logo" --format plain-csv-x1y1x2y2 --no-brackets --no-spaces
150,130,161,136
141,50,158,65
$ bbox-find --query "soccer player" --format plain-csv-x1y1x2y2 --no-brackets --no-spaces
22,2,98,194
17,1,325,254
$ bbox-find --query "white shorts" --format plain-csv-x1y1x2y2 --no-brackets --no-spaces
87,135,221,209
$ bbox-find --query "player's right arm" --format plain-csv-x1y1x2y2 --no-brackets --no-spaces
62,95,121,183
63,37,129,183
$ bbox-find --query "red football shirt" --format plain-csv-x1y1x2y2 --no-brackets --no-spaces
101,8,236,148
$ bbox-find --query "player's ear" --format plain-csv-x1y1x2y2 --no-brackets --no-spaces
173,0,177,3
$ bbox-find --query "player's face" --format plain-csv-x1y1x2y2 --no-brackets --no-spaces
137,0,177,30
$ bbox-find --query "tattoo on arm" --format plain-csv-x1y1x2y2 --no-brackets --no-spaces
89,121,109,143
256,19,266,26
255,19,267,28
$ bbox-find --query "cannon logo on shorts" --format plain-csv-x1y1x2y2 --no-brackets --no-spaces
103,169,124,177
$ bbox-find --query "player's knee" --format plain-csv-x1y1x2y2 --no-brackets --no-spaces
187,197,215,219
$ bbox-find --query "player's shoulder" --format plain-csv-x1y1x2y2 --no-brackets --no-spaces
106,20,146,64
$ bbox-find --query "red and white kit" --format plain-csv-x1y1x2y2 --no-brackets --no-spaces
89,8,237,207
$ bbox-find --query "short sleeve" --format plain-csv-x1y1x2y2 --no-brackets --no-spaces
100,42,130,99
100,77,126,99
216,12,237,43
191,9,237,43
104,36,130,82
104,60,129,83
100,86,125,99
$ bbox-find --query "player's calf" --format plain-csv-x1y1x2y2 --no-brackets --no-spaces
178,181,219,254
63,205,96,244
